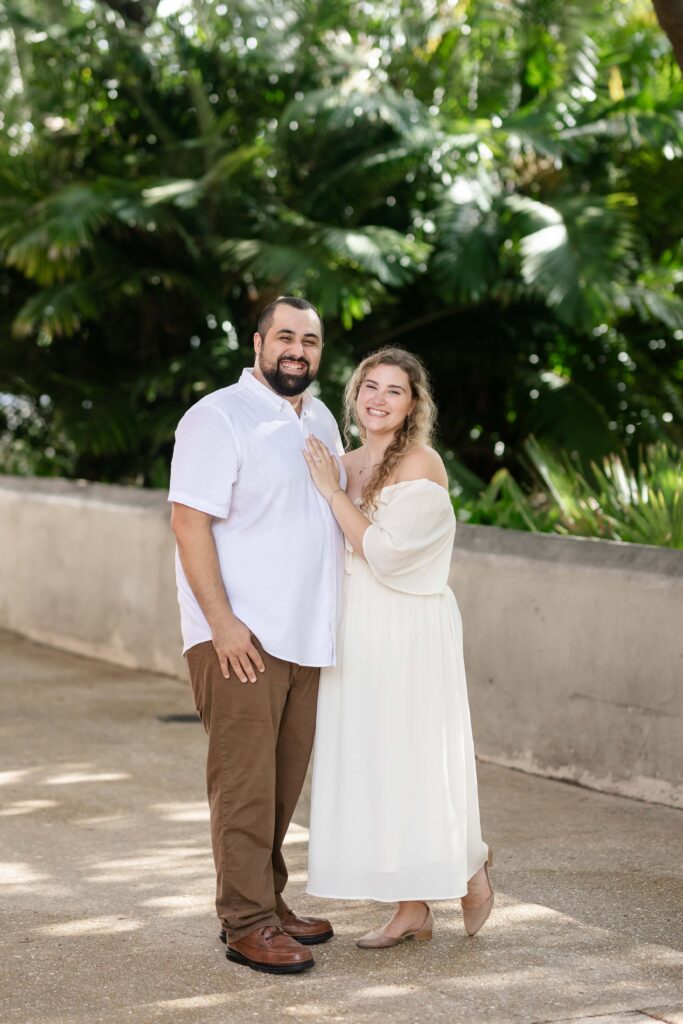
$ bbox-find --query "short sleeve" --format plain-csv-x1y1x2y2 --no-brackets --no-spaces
168,403,239,519
362,482,454,586
332,420,345,460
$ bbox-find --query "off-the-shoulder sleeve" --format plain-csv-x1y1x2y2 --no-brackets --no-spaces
361,481,455,593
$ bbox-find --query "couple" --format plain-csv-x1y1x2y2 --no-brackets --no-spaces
168,296,493,975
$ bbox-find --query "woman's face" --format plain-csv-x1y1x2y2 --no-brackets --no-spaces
356,363,416,439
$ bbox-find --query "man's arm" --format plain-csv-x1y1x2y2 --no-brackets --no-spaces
171,503,265,684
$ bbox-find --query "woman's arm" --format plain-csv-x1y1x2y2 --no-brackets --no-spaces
328,488,371,557
303,435,370,557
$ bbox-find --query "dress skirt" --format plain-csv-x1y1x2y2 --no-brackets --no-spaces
306,480,489,902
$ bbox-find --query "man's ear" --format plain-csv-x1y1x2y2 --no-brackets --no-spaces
253,331,262,355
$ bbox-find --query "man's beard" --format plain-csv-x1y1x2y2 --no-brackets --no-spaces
259,354,316,397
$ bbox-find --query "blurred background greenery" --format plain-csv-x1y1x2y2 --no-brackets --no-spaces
1,0,682,544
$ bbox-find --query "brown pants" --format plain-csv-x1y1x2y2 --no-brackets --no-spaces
186,638,319,943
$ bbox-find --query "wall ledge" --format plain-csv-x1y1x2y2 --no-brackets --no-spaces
3,475,681,576
455,522,683,577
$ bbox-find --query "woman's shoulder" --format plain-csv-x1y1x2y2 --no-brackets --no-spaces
394,445,448,489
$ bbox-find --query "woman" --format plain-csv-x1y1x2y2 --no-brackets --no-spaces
302,347,494,949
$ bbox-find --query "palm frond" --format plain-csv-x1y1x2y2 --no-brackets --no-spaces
218,215,430,318
319,226,430,288
281,87,431,144
13,282,100,339
506,192,639,326
431,173,502,303
302,142,434,219
4,185,113,283
3,176,204,291
142,144,267,210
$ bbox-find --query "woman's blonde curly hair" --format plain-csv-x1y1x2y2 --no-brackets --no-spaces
343,347,437,512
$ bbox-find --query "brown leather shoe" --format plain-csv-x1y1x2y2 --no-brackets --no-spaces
226,926,315,974
280,909,334,945
220,910,334,947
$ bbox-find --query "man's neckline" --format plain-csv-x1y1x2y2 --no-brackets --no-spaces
239,367,313,415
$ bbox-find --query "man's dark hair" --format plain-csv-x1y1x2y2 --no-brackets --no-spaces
256,296,324,342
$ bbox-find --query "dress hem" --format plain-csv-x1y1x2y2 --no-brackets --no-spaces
306,887,469,902
305,850,490,903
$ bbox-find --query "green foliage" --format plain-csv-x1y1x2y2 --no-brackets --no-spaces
455,439,683,548
525,437,683,546
0,0,681,490
452,465,558,532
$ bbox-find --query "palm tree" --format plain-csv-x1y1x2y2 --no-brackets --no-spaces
0,0,681,486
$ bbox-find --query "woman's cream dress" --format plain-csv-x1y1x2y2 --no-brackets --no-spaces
307,479,489,902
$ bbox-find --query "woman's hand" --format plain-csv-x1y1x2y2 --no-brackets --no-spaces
304,435,371,555
303,435,342,502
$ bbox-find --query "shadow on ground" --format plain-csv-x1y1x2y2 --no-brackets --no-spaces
1,631,681,1024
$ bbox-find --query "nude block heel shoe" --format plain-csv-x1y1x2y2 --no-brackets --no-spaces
461,847,494,937
356,904,434,949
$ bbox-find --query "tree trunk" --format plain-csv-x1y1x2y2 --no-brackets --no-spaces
652,0,683,73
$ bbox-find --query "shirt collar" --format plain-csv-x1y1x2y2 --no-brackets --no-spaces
239,367,313,415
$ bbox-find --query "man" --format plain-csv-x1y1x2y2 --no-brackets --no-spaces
169,296,344,974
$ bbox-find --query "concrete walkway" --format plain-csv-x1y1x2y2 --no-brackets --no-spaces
1,630,681,1024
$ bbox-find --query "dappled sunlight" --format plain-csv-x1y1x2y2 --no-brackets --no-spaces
0,799,58,817
354,985,417,999
282,1005,342,1019
151,994,233,1010
87,867,204,884
141,895,211,918
498,900,568,925
283,822,309,846
2,632,681,1024
0,863,72,898
37,915,143,937
151,801,209,823
86,869,209,885
72,813,131,828
0,862,49,885
156,837,205,848
45,770,130,785
0,768,38,786
87,845,212,886
96,848,208,870
650,948,683,967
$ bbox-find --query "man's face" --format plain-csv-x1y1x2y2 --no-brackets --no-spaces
254,305,323,397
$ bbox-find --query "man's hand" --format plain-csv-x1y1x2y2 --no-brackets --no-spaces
212,615,266,684
171,504,265,682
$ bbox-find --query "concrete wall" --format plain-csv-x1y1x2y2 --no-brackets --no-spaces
1,475,681,808
451,526,683,810
0,476,184,679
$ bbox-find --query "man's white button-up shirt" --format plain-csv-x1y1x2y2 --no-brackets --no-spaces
168,368,345,667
